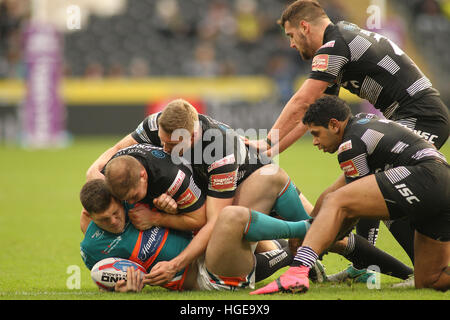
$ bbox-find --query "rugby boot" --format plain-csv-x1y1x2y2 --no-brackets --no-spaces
392,274,415,288
250,265,310,295
327,264,376,284
309,260,327,283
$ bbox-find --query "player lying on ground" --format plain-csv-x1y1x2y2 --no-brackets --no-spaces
251,96,450,294
80,179,312,292
102,147,313,282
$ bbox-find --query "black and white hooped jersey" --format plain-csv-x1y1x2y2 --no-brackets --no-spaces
338,113,447,184
131,112,262,199
310,21,439,119
108,144,205,213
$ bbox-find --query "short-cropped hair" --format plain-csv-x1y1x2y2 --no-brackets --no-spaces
278,0,327,27
158,99,199,134
80,179,113,214
302,96,352,128
104,155,142,200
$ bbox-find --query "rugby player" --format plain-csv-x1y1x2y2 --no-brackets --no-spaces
246,0,449,283
86,99,315,275
251,96,450,294
80,179,312,292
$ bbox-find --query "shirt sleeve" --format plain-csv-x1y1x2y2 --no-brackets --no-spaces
337,136,370,184
309,38,350,85
130,112,162,146
165,166,206,214
206,151,239,199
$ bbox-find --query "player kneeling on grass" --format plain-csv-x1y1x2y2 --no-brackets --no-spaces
251,96,450,295
80,179,312,292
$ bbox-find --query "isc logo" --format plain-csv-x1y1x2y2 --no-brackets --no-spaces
395,184,420,204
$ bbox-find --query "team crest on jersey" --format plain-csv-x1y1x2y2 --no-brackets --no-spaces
151,149,166,158
356,118,370,124
312,54,329,72
337,140,352,155
340,160,359,178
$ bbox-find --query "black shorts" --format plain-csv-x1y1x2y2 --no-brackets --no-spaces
375,159,450,241
392,94,450,150
237,146,270,185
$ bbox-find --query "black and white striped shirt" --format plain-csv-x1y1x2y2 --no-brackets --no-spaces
337,113,447,184
310,21,439,119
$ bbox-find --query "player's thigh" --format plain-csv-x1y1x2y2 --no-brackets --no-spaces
234,164,287,213
326,174,390,220
414,231,450,288
205,206,255,276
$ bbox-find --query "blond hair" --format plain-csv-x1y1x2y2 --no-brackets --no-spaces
158,99,199,134
104,155,142,200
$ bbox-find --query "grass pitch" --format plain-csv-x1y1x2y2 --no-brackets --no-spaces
0,136,449,302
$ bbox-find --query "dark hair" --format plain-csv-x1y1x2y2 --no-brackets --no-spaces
277,0,327,27
80,179,113,214
302,96,352,128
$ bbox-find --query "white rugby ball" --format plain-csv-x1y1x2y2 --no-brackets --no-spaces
91,257,146,291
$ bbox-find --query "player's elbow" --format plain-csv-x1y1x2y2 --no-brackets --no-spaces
186,212,207,231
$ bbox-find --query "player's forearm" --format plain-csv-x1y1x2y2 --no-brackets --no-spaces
170,217,216,272
157,209,206,231
272,123,309,154
86,134,137,180
268,96,309,145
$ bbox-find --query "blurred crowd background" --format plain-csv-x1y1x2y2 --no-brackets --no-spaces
0,0,449,144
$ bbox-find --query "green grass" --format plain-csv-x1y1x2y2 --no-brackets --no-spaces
0,137,449,301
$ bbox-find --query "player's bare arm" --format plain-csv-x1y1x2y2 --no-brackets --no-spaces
86,134,138,180
144,197,224,286
129,203,206,231
246,79,329,155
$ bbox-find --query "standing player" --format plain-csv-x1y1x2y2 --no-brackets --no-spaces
247,0,449,281
80,179,312,292
251,96,450,294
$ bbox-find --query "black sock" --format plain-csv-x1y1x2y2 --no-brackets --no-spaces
254,248,293,282
385,218,415,264
345,234,413,280
356,218,380,245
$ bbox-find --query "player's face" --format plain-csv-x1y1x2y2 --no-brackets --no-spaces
123,178,147,205
158,127,193,155
284,20,314,60
91,199,126,234
308,124,340,153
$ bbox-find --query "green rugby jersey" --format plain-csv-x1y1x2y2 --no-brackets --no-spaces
80,205,193,290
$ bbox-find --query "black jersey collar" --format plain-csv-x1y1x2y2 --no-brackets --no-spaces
322,22,336,44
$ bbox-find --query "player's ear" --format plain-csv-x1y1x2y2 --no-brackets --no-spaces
328,118,340,133
140,169,147,181
299,20,310,34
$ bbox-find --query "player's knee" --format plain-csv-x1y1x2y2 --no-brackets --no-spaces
219,206,250,227
259,164,286,187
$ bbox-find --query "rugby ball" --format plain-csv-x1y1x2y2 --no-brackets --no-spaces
91,257,146,291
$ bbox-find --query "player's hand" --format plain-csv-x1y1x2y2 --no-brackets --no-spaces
143,261,177,286
129,205,162,230
114,267,145,293
243,138,272,157
153,193,178,214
